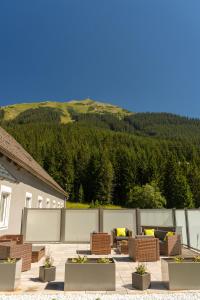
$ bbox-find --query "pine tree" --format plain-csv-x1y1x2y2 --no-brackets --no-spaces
163,157,194,208
78,184,84,203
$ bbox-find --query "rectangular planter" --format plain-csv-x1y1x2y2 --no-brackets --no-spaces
39,266,56,282
64,258,115,291
0,258,22,291
161,258,200,290
132,272,151,290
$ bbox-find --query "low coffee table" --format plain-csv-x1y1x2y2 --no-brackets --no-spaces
32,245,46,263
90,232,111,255
118,240,129,254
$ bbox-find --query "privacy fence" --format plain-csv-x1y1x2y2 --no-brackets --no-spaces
21,208,200,250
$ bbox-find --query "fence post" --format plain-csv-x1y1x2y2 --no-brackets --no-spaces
60,208,66,243
136,208,141,235
172,208,176,227
185,208,190,248
21,208,28,241
99,208,103,232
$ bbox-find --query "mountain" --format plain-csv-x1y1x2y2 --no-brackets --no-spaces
1,99,200,209
1,98,200,140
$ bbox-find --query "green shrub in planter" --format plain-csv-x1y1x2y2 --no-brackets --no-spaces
132,264,151,290
39,255,56,282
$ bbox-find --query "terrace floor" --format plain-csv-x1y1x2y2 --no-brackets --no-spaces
1,244,199,295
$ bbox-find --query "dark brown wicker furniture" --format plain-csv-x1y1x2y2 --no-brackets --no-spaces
32,245,46,263
141,226,182,256
129,237,160,262
90,232,111,255
159,234,182,256
112,228,132,248
0,240,32,272
0,235,24,244
118,240,129,254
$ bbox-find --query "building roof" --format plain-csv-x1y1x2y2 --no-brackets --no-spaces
0,126,66,196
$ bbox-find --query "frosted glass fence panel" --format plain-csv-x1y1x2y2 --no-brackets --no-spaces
175,210,187,245
64,209,99,242
140,209,173,226
187,210,200,250
23,209,61,242
102,209,136,235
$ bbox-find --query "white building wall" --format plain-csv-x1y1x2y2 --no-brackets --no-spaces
0,155,65,235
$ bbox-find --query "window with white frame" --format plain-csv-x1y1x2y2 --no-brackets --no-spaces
38,196,43,208
46,198,50,208
0,185,11,229
25,192,32,208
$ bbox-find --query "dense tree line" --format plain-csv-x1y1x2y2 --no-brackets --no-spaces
1,106,200,208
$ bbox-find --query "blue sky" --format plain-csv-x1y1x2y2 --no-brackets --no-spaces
0,0,200,117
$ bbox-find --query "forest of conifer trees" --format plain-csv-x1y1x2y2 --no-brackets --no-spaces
1,104,200,209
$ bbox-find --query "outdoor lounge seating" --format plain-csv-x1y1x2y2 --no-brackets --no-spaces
128,237,160,262
90,232,111,254
141,226,182,256
0,239,32,272
112,228,132,248
0,234,24,244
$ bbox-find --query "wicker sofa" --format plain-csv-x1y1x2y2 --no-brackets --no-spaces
129,236,160,262
112,228,132,248
0,235,32,272
141,226,182,256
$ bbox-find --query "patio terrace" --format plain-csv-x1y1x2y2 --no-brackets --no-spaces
1,243,199,296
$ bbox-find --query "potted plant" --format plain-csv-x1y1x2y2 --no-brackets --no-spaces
39,255,56,282
161,255,200,290
132,263,151,290
65,255,115,291
0,257,22,291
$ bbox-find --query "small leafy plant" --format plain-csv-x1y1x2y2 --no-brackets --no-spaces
72,255,88,263
97,257,112,264
43,255,54,268
135,263,147,275
193,255,200,262
4,257,16,264
174,256,184,263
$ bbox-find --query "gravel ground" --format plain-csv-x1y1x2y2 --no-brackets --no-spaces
0,293,200,300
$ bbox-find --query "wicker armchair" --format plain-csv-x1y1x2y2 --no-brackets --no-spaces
0,235,24,244
112,228,132,248
0,237,32,272
129,237,160,262
159,234,182,256
141,226,182,256
90,233,111,254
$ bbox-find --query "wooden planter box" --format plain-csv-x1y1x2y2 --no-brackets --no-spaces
0,258,22,291
132,272,151,290
162,258,200,290
64,258,115,291
39,266,56,282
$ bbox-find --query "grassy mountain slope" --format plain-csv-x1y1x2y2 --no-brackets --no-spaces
0,98,130,124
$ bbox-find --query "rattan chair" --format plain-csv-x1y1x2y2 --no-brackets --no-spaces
128,237,160,262
0,234,24,244
90,232,111,254
159,234,182,256
112,228,132,248
0,239,32,272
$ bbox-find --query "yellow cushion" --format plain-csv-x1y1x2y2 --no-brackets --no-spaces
144,229,155,236
116,228,126,237
164,231,174,241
